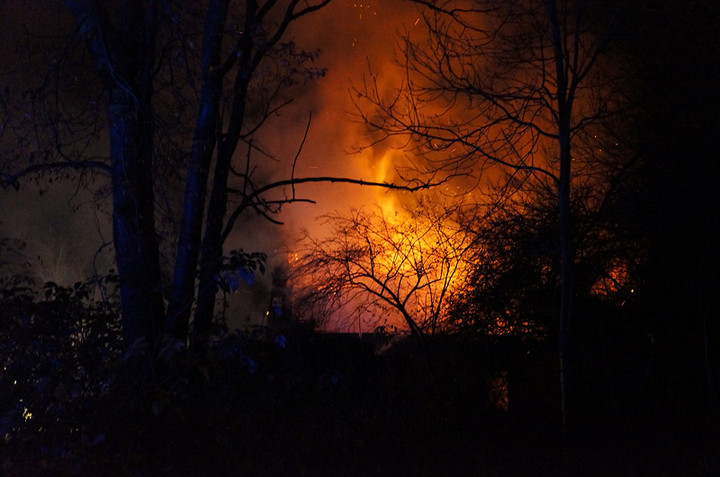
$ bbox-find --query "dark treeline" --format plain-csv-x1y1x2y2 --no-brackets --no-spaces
1,0,719,474
629,0,720,421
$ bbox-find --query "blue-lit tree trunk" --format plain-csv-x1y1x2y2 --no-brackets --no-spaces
165,0,230,341
65,0,165,346
192,49,253,349
66,0,335,348
108,87,165,345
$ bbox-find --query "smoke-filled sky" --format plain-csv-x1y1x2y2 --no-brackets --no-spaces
273,0,424,233
209,0,430,328
226,0,428,328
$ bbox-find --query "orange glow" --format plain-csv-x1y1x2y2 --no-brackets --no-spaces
489,370,510,412
294,190,475,333
369,149,404,217
351,2,378,20
280,0,608,334
591,259,633,299
287,252,299,266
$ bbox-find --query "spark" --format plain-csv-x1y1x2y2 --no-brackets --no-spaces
351,1,378,21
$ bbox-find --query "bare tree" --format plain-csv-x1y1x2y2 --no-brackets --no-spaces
294,196,475,339
355,0,631,432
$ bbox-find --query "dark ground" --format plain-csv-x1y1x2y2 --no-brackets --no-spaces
3,330,719,476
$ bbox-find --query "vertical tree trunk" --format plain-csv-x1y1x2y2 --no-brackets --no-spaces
193,60,252,348
192,173,229,346
166,0,230,341
108,2,165,347
546,0,576,436
108,88,165,346
65,0,166,346
557,129,575,436
192,111,243,347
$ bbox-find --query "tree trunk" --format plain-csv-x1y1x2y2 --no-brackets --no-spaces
109,57,164,343
192,115,242,346
166,0,230,341
79,2,166,347
557,131,575,436
65,0,166,347
546,0,576,436
108,87,165,346
193,57,252,347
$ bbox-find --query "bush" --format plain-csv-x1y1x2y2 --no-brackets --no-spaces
0,275,122,465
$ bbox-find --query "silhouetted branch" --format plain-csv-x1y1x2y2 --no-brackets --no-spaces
222,175,442,242
1,160,111,190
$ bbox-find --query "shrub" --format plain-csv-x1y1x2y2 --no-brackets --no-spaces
0,275,122,463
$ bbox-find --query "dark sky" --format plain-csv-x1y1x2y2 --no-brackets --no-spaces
0,1,110,284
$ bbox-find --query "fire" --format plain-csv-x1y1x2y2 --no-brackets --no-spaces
591,258,634,302
293,185,475,333
287,252,299,266
281,0,475,332
286,137,477,333
369,148,403,217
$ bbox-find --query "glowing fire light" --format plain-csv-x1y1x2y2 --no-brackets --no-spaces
351,2,378,20
591,258,634,303
294,185,475,333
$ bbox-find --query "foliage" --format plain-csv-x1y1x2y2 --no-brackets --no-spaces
0,273,717,475
0,231,33,288
0,0,718,472
217,249,267,292
0,274,499,474
447,194,560,338
0,274,121,462
448,177,644,338
353,0,640,431
1,1,437,348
